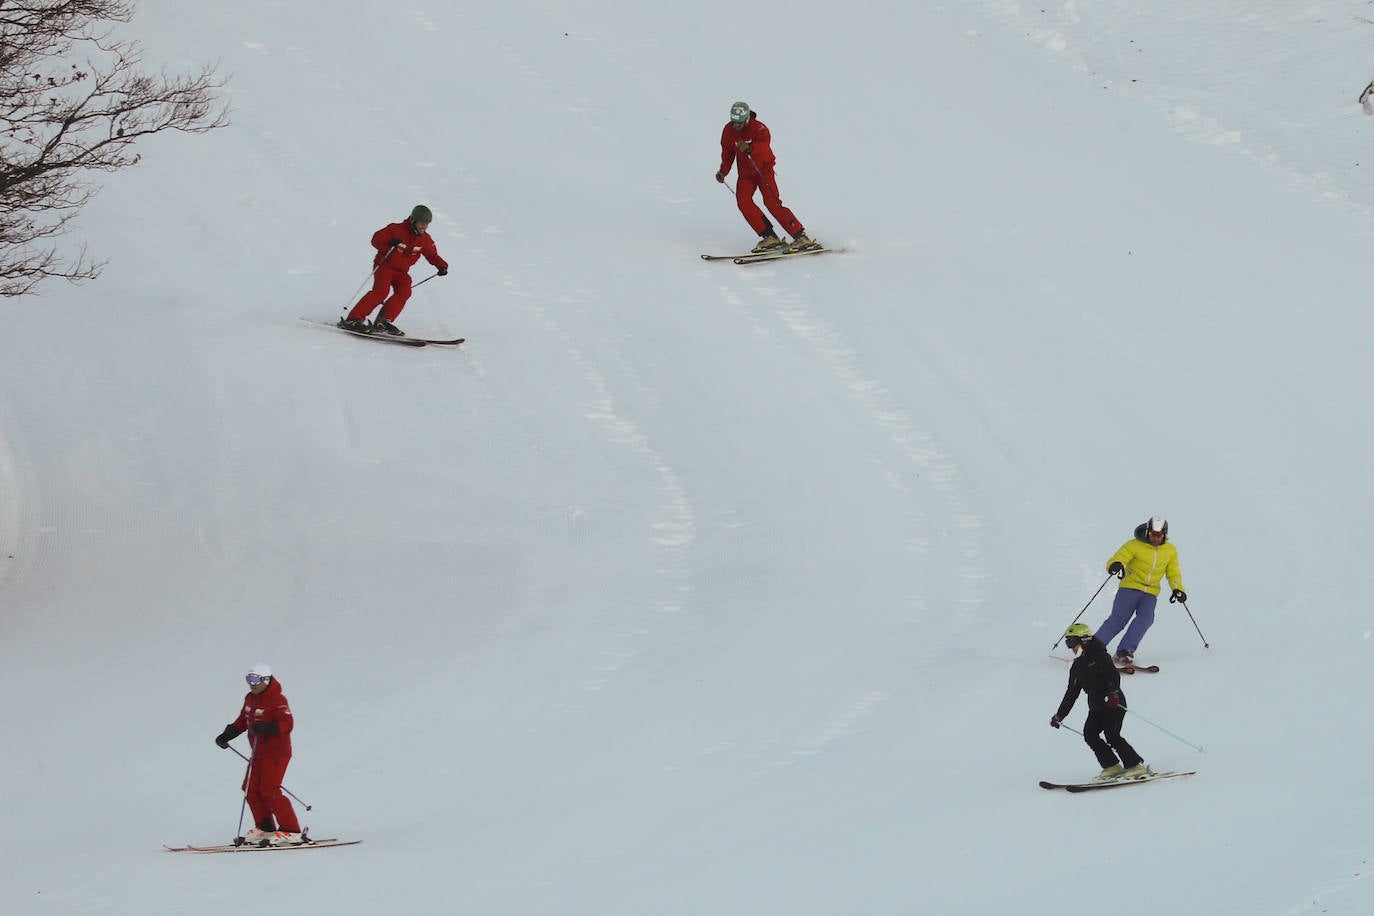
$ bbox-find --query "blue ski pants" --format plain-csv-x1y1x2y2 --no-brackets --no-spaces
1095,587,1158,655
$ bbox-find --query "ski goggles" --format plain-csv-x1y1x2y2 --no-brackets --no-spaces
1064,636,1086,650
245,673,271,686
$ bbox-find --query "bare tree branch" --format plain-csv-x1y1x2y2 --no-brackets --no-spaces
0,0,230,297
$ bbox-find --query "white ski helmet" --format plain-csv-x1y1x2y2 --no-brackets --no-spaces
248,662,272,680
1146,516,1168,540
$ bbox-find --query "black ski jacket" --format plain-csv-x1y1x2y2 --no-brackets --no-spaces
1056,637,1125,719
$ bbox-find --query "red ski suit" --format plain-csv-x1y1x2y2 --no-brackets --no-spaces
347,220,449,323
718,115,805,238
225,678,300,833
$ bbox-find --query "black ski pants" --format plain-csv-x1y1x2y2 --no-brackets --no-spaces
1082,706,1143,769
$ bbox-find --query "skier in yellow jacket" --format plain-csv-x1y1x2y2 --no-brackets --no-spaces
1096,516,1186,665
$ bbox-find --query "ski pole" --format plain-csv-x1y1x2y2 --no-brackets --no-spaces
235,757,252,840
1176,597,1210,648
227,743,314,811
1053,720,1084,737
1050,572,1115,652
378,272,440,312
744,151,784,201
340,262,385,316
340,240,410,315
1125,707,1205,754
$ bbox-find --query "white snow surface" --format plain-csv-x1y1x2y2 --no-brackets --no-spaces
2,1,1373,913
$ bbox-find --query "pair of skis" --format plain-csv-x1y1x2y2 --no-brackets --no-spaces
300,318,464,348
701,244,841,266
1117,663,1160,675
164,837,360,854
1040,770,1195,793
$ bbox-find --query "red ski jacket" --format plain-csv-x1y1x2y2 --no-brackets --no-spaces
228,677,294,758
370,220,449,274
718,115,778,178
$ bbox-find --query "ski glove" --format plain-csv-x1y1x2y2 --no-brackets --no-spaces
249,721,280,736
1106,690,1124,709
437,267,448,276
215,726,240,749
389,238,401,248
1108,561,1125,578
1049,716,1062,729
1170,588,1187,604
715,170,726,183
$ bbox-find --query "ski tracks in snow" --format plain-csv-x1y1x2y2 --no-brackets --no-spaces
968,0,1374,218
476,263,698,699
710,270,987,635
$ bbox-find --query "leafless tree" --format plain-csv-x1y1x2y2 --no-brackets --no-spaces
1,0,229,297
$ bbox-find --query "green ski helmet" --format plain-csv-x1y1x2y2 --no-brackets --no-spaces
1064,623,1093,648
409,204,433,225
729,101,751,124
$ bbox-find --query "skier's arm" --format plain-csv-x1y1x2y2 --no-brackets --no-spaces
424,242,449,274
747,123,776,170
718,126,737,178
1165,548,1184,594
265,698,294,737
370,224,400,254
1106,541,1133,574
215,724,243,748
1054,677,1081,721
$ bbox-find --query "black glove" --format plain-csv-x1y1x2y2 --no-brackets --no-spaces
1170,588,1187,604
1106,690,1124,709
437,266,448,276
1108,561,1125,578
388,238,401,248
214,726,239,749
1049,715,1062,729
249,720,280,736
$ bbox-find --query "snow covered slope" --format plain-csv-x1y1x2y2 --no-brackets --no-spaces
1,1,1372,913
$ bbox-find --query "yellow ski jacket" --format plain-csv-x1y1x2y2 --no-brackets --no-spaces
1107,529,1184,596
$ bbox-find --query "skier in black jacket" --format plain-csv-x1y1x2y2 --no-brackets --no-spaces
1051,623,1150,780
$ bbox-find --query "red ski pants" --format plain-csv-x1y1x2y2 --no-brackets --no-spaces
735,168,804,238
348,265,413,323
242,754,300,833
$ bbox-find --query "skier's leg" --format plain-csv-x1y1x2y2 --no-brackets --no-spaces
348,268,393,322
1117,594,1158,656
378,273,413,322
734,176,771,236
1095,588,1142,649
756,169,804,238
1080,709,1121,768
260,756,300,832
1102,707,1143,769
242,763,276,830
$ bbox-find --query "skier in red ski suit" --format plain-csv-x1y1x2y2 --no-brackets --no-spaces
714,101,818,254
341,204,449,336
215,663,301,843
